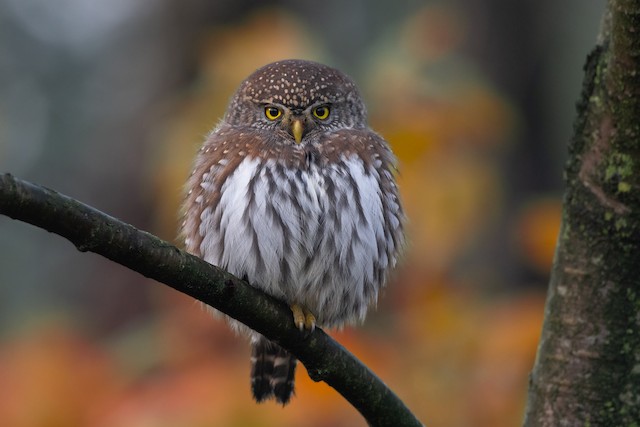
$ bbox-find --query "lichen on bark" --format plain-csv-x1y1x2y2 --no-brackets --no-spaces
523,1,640,425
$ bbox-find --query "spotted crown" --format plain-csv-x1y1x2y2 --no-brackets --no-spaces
225,59,367,127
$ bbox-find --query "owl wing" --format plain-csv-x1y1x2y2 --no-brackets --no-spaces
181,125,247,258
317,128,405,274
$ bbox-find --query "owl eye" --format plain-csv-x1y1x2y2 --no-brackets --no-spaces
265,106,283,120
312,105,330,120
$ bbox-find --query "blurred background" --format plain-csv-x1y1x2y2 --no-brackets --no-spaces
0,1,605,426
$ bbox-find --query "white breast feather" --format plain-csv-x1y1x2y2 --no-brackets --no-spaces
199,154,390,327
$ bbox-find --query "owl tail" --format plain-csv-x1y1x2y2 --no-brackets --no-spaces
250,336,297,405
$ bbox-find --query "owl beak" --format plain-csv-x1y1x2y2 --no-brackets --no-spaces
291,119,304,144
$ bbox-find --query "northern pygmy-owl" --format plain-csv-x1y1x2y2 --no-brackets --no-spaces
181,59,404,405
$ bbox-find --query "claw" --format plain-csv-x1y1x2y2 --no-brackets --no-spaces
291,304,316,331
305,311,316,332
291,304,305,330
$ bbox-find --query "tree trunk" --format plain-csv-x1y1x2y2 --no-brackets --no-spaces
523,1,640,425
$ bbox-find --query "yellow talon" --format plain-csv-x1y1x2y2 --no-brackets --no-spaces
291,304,316,331
291,304,305,330
305,311,316,331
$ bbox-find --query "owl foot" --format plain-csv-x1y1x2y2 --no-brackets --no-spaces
291,304,316,332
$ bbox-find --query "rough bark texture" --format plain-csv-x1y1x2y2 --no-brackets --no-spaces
0,173,423,427
523,1,640,425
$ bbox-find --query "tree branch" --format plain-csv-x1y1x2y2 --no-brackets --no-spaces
0,173,423,427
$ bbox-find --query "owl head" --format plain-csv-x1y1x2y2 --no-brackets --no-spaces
224,59,368,144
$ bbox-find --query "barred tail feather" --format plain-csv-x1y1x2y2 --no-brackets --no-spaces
250,336,297,405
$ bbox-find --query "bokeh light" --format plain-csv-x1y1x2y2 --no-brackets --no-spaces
0,1,605,426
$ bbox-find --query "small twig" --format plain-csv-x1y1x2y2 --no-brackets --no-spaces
0,172,423,427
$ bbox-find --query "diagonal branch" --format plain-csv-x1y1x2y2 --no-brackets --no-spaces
0,172,423,427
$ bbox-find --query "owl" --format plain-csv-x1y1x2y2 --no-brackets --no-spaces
181,59,404,405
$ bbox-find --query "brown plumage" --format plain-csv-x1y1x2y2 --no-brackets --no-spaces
181,59,404,404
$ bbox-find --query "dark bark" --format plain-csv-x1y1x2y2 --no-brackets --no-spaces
523,1,640,425
0,173,423,427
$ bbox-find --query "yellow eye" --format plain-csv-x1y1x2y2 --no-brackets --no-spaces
312,105,330,120
265,106,282,120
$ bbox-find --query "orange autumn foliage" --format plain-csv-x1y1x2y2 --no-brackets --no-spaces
0,5,559,427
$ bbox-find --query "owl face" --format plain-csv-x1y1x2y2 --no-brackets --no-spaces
224,60,368,145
